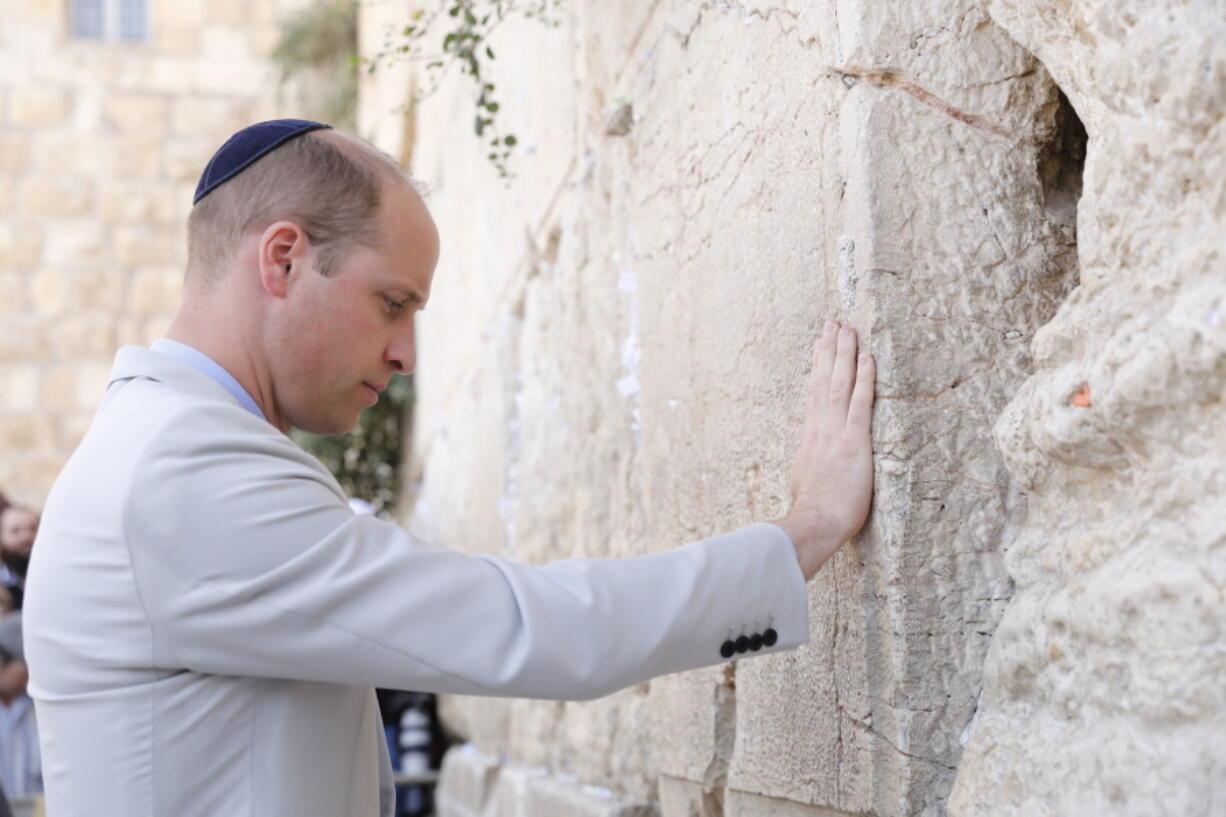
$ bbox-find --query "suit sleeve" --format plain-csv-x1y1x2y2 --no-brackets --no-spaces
124,404,810,700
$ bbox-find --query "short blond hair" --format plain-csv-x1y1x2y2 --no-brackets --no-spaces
186,129,412,283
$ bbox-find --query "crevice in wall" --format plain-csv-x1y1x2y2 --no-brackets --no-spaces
697,662,737,817
1037,88,1086,242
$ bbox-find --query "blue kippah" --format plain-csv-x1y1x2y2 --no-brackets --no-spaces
193,118,333,205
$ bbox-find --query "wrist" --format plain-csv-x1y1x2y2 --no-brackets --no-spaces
771,514,844,581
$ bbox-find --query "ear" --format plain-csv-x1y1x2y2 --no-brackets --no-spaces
256,220,311,299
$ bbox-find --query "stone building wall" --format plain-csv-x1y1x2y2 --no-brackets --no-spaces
365,0,1225,814
0,0,307,508
359,0,1223,816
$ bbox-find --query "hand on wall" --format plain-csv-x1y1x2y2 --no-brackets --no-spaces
774,321,876,580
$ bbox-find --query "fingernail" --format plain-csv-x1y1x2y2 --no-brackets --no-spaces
823,321,835,336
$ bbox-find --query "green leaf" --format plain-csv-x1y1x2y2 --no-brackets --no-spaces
504,134,517,146
485,45,495,60
485,101,499,113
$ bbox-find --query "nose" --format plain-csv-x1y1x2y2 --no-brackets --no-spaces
387,321,417,374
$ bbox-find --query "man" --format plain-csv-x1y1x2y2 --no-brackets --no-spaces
25,120,877,816
0,507,37,610
0,613,39,800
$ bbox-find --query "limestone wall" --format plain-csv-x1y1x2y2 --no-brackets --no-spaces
361,1,1223,814
0,0,306,507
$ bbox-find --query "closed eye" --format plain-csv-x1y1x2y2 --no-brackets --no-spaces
382,295,406,315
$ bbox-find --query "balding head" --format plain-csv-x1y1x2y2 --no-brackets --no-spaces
186,128,421,286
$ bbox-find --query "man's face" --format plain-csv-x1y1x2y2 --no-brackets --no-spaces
271,183,440,435
0,509,37,558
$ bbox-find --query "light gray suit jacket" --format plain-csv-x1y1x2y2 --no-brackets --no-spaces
24,346,810,817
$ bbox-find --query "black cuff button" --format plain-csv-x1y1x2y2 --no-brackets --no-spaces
749,634,763,651
735,635,750,654
720,640,736,659
763,628,778,647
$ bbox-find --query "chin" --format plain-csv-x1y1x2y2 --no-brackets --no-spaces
295,410,362,437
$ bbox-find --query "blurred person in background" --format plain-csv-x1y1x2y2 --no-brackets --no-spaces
0,508,37,612
0,613,40,800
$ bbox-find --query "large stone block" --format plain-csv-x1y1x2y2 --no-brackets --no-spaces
657,775,722,817
206,0,251,28
21,453,69,496
164,136,217,183
43,221,106,265
0,134,30,174
32,132,104,176
0,415,57,453
0,365,39,411
0,224,43,268
57,411,97,452
100,133,163,178
29,269,66,316
0,316,49,363
435,745,504,817
725,789,859,817
18,177,94,219
9,87,70,126
127,268,183,315
0,272,27,313
103,93,170,137
52,316,118,360
115,227,180,268
200,25,251,61
436,744,657,817
156,0,207,31
65,269,126,313
170,97,251,138
38,364,77,411
73,362,113,411
98,182,179,226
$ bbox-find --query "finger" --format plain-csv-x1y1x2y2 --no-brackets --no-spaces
847,350,875,432
827,325,858,420
807,320,838,423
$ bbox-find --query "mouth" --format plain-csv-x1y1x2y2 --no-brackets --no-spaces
361,382,382,403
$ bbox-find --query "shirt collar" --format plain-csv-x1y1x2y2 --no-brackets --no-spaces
149,339,267,421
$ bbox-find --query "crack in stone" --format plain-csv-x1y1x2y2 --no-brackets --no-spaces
820,65,1036,144
846,715,956,772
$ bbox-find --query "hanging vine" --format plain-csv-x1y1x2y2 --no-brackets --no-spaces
362,0,562,178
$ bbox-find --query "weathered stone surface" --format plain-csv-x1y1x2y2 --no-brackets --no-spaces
0,365,40,412
53,317,118,360
8,87,69,127
115,227,180,268
103,93,171,138
127,269,182,314
367,0,1223,815
946,2,1226,816
437,744,658,817
0,415,57,453
0,223,43,267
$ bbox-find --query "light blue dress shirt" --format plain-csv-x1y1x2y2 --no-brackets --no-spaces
149,339,267,421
